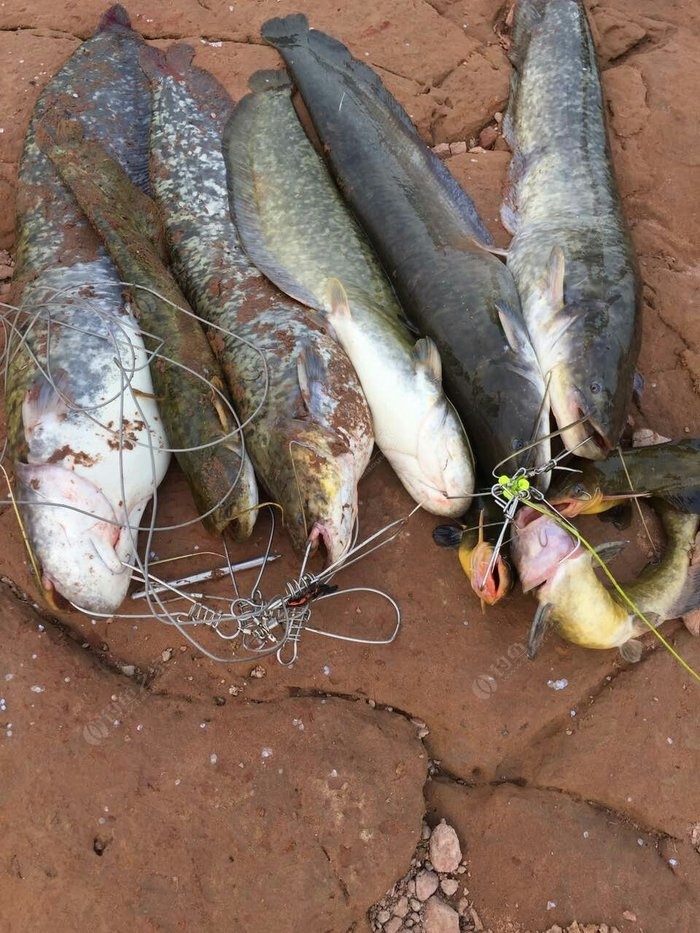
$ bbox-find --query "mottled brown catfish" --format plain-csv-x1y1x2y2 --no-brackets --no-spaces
141,44,374,563
37,118,259,539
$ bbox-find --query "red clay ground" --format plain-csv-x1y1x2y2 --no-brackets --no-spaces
0,2,699,931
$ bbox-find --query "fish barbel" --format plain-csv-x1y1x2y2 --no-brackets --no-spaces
261,14,551,486
224,69,474,516
502,0,641,459
4,5,170,613
511,503,700,659
141,44,374,563
550,439,700,517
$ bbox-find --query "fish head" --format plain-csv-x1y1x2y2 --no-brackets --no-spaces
547,297,634,459
549,481,607,518
511,507,578,593
14,462,136,613
274,421,359,565
459,533,512,606
399,391,474,517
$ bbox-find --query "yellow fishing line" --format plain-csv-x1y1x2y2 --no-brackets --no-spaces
526,498,700,683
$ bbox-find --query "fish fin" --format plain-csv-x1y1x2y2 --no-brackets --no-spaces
598,503,633,530
262,14,494,244
667,562,700,620
22,371,71,433
466,236,509,259
89,532,124,575
297,345,329,419
540,246,566,311
665,487,700,514
139,43,196,82
619,638,643,663
398,313,421,337
97,4,131,32
432,524,464,549
527,602,553,659
594,540,628,563
412,337,442,383
327,278,352,321
222,96,322,313
248,67,292,93
496,301,529,354
633,371,645,406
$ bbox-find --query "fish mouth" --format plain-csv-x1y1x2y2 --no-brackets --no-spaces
470,543,511,606
549,377,612,459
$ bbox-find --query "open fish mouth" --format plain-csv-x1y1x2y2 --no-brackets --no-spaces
471,544,511,606
549,381,613,460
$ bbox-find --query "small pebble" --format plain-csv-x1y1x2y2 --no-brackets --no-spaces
432,142,451,159
546,901,556,910
423,896,460,933
228,685,242,696
394,895,409,918
415,869,439,901
622,911,638,922
384,917,402,933
376,909,391,924
547,678,569,691
440,878,459,897
478,125,499,148
429,821,462,873
250,665,266,679
450,140,467,155
161,648,173,663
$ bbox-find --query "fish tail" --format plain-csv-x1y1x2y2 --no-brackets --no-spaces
139,43,195,82
97,4,132,34
261,13,312,49
247,68,293,94
669,562,700,620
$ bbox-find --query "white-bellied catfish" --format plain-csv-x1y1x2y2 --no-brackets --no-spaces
224,69,475,517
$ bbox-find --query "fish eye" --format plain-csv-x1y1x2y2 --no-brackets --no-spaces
511,437,524,451
589,381,602,394
572,483,586,496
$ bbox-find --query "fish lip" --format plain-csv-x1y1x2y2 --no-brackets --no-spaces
470,544,511,605
550,379,612,459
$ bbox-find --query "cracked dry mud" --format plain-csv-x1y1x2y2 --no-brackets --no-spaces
0,2,699,931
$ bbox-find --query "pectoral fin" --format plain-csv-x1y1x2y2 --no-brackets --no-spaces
412,337,442,383
297,345,330,421
432,524,464,549
593,540,628,563
496,302,529,355
619,638,643,663
527,601,553,659
327,278,352,321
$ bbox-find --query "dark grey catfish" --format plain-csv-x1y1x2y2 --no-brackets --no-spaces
261,13,551,485
502,0,641,460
